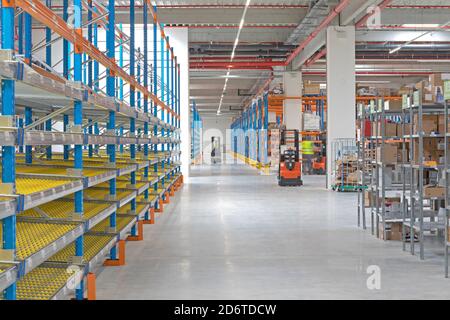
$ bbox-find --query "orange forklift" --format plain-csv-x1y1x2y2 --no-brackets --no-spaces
278,129,303,186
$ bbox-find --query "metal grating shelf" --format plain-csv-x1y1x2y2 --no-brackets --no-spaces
48,234,116,264
18,199,116,231
0,220,84,274
90,214,136,239
14,266,79,300
66,188,137,208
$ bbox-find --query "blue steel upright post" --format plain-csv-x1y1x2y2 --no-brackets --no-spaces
129,0,137,223
160,25,166,191
107,0,117,260
63,0,70,159
166,44,172,177
73,0,85,300
153,7,159,209
1,0,17,300
263,92,269,166
178,63,181,170
24,11,32,164
143,0,150,221
45,0,53,159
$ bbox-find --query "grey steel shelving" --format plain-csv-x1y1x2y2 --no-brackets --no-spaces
445,99,450,277
402,91,446,261
358,98,409,241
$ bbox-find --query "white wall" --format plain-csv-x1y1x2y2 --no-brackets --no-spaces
202,115,232,164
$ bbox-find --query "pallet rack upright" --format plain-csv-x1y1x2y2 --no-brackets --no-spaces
0,0,183,300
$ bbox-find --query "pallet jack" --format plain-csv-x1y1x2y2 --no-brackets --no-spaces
278,129,303,187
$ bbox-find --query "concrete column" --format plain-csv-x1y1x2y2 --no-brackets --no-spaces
283,72,302,131
326,26,356,189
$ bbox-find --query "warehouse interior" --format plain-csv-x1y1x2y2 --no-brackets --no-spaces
1,0,450,301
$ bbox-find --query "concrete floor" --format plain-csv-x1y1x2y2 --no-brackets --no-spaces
96,164,450,300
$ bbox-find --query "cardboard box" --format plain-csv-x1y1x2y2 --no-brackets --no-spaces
424,185,445,198
384,100,403,111
377,144,398,164
364,190,373,208
413,138,445,163
378,122,398,137
430,74,444,88
413,114,438,134
414,81,434,104
438,114,450,134
400,123,412,136
303,82,321,95
378,222,402,241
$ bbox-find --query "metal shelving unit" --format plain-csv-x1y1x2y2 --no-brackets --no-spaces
357,98,407,238
401,92,446,260
445,98,450,277
0,0,184,299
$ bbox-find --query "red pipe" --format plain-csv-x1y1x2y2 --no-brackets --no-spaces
305,48,327,67
190,57,276,61
387,5,450,9
302,71,431,76
190,61,285,68
284,0,351,66
191,65,274,70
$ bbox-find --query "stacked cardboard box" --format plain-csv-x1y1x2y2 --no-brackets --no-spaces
424,185,445,198
378,222,403,241
411,74,450,105
413,114,439,135
384,100,402,111
303,81,321,95
303,112,321,131
376,144,402,164
269,129,280,171
413,138,445,164
335,155,359,186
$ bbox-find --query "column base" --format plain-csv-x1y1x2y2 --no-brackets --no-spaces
143,208,155,224
127,220,144,241
155,199,164,213
104,240,126,266
87,273,96,301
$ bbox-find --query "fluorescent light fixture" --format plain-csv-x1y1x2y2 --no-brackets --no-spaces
389,46,402,54
239,18,245,30
357,80,391,84
216,0,252,115
390,20,450,55
402,24,440,28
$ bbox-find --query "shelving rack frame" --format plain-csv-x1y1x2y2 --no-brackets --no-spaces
0,0,183,300
231,92,269,170
401,91,446,261
357,98,406,238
